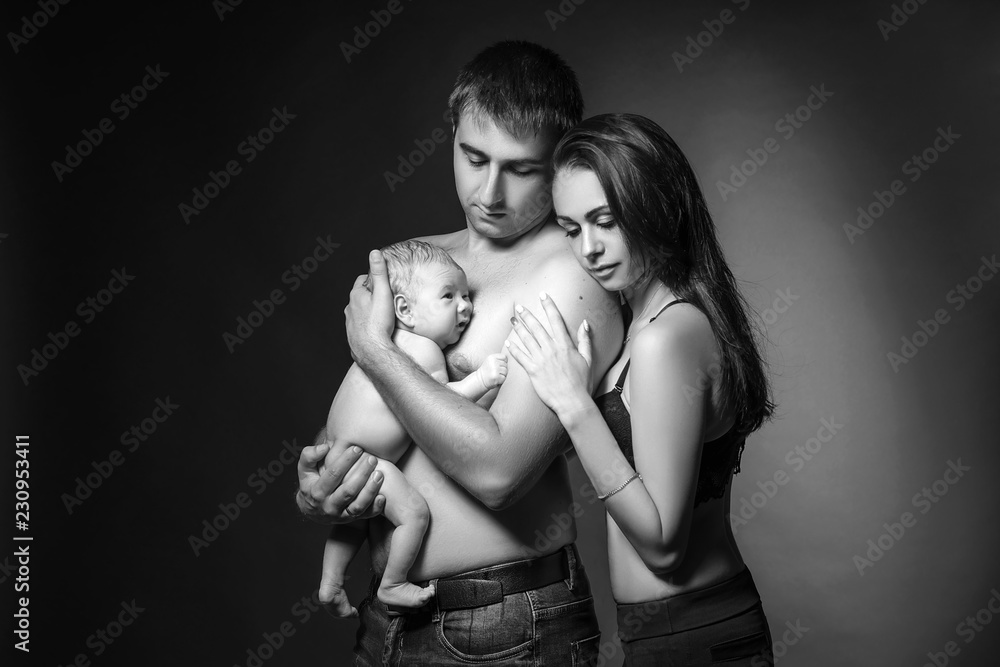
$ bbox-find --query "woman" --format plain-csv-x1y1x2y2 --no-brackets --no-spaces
506,113,776,666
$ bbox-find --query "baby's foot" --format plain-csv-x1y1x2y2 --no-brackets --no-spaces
319,580,358,619
378,580,436,611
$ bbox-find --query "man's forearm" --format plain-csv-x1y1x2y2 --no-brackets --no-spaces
357,340,508,504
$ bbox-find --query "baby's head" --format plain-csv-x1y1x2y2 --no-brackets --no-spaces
381,240,472,348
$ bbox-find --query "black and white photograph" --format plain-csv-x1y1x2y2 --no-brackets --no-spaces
4,1,999,665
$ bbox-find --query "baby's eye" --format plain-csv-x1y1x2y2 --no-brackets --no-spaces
443,292,453,299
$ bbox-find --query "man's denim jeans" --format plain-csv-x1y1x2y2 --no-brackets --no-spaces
353,544,602,666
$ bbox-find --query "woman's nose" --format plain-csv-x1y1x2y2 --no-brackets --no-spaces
580,226,603,258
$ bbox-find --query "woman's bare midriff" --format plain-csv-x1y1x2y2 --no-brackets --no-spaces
608,484,746,603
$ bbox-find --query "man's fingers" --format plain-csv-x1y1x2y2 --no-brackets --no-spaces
352,273,368,291
368,249,391,298
298,441,331,473
313,446,366,498
342,469,384,519
322,454,379,514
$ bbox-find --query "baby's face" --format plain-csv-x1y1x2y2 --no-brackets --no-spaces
406,262,472,347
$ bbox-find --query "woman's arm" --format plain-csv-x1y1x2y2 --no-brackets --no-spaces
510,298,713,574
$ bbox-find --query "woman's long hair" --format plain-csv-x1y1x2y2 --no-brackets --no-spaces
553,113,775,435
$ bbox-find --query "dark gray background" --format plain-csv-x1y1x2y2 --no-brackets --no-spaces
4,0,999,665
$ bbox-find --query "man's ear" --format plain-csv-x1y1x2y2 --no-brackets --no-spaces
394,294,413,326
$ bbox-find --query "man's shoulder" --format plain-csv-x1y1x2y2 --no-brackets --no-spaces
411,230,465,251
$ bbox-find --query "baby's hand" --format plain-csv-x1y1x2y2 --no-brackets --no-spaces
476,352,508,391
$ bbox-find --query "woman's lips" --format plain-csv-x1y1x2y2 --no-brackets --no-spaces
589,263,619,278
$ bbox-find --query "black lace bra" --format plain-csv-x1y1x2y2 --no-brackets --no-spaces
593,299,746,506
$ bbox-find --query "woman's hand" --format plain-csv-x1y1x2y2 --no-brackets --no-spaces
506,293,595,418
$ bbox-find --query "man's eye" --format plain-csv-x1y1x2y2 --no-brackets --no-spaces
510,168,534,177
466,156,487,167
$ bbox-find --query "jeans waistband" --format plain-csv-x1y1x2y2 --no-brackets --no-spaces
419,545,576,611
616,567,762,640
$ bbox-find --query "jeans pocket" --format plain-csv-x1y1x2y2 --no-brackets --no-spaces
709,630,771,663
571,632,602,666
436,593,534,662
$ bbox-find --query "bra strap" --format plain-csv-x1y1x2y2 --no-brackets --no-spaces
613,299,689,393
613,360,630,393
649,298,689,322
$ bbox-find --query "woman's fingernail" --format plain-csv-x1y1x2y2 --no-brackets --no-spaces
510,316,516,325
515,304,523,313
539,291,547,300
368,455,377,465
583,319,590,332
372,471,383,482
351,446,361,454
505,340,511,347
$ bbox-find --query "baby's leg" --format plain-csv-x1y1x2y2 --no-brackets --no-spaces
319,523,366,618
374,460,433,609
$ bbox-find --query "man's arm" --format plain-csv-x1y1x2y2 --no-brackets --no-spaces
346,250,622,510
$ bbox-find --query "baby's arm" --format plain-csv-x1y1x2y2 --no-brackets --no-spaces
447,352,508,401
396,331,508,400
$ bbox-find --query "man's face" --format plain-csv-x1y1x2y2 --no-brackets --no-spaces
453,112,556,241
407,262,473,348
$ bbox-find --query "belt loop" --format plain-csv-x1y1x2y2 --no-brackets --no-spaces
564,544,577,591
429,578,441,622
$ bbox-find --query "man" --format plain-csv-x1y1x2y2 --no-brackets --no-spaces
297,41,622,665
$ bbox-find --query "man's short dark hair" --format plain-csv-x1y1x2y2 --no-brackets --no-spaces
448,41,583,140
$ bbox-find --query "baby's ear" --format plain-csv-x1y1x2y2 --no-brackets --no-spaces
394,294,413,325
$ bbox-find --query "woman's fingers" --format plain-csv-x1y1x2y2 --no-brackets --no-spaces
510,310,543,356
577,319,593,369
513,304,554,352
538,292,574,344
505,337,533,372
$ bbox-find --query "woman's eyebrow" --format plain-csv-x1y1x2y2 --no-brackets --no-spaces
556,205,610,223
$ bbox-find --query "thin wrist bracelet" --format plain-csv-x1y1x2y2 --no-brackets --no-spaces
598,472,642,500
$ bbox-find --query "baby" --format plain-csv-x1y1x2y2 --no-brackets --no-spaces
318,240,507,616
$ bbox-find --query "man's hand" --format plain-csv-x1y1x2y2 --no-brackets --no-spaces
296,441,386,523
345,249,396,366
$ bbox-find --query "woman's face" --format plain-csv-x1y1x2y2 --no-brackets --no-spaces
552,167,644,291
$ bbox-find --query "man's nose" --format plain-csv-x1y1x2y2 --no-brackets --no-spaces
479,165,503,208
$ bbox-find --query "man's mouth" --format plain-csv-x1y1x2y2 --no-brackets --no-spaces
474,205,506,219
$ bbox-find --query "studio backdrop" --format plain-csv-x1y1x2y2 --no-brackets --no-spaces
4,0,999,665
